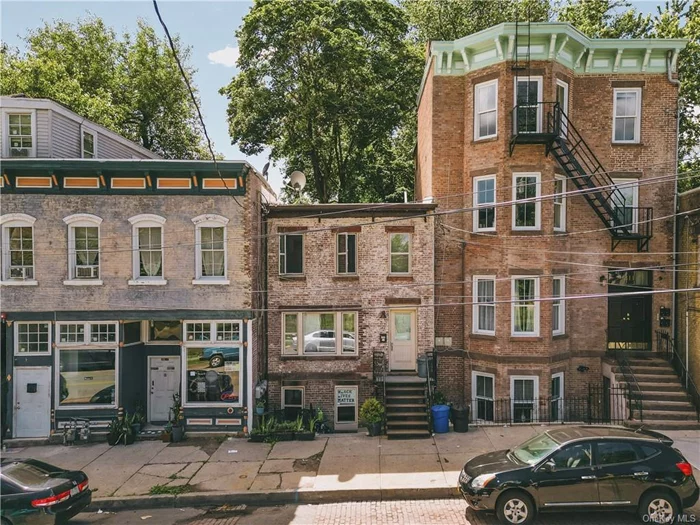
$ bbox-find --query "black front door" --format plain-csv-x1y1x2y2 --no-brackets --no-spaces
607,270,652,351
535,442,599,507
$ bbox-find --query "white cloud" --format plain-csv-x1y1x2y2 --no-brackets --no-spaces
207,46,240,68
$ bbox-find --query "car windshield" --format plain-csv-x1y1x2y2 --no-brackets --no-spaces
512,432,560,465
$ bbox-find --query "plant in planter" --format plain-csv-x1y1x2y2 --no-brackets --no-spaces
249,415,276,442
274,420,296,441
161,422,173,443
133,402,146,433
297,409,321,441
359,398,385,437
107,416,135,446
169,393,185,442
255,399,265,416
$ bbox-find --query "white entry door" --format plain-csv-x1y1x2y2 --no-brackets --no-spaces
389,309,417,371
149,356,180,422
14,367,51,438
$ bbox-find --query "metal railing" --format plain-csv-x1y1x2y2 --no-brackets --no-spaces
656,330,700,421
372,349,387,404
607,348,644,422
425,350,436,429
469,384,630,426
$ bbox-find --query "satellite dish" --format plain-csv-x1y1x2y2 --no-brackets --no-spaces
289,170,306,191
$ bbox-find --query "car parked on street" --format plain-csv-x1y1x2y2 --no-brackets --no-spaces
0,458,92,524
459,426,698,525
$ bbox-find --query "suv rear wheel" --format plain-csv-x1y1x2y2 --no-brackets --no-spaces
638,490,679,524
496,490,535,525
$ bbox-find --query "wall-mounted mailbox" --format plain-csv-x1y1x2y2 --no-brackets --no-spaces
26,383,37,393
659,307,671,328
379,333,387,343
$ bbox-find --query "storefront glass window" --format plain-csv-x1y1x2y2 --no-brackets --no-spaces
186,346,241,404
59,349,116,405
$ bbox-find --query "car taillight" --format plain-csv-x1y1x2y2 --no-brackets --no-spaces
31,489,71,507
78,479,89,492
676,462,693,477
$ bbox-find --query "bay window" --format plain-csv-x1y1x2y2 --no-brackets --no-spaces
511,376,539,423
552,276,565,335
473,276,495,335
513,173,540,230
553,177,566,232
282,311,358,356
473,176,496,232
474,79,498,140
472,371,494,422
512,277,539,336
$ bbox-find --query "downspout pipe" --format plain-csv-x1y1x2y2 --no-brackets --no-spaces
668,50,681,353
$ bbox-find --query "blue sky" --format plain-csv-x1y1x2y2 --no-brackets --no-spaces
2,1,663,196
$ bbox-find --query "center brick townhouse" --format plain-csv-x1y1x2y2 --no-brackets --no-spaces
1,21,692,440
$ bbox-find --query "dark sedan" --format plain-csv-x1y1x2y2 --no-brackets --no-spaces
1,458,92,525
459,426,698,525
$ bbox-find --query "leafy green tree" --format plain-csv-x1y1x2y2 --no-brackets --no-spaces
0,16,209,159
223,0,423,203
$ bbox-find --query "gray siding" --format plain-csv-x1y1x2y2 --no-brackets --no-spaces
36,109,50,158
97,130,152,159
51,111,81,158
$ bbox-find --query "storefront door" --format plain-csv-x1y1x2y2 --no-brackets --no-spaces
149,356,180,422
14,367,51,438
389,309,417,371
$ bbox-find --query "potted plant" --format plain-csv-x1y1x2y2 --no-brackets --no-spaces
133,402,146,433
169,393,185,443
360,398,385,437
272,421,296,441
249,416,275,443
255,399,265,416
107,418,121,446
161,422,173,443
107,416,135,446
297,409,321,441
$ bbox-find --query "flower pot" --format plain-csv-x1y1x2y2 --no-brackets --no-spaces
367,421,382,436
296,431,315,441
248,433,265,443
171,425,185,442
161,431,172,443
131,423,141,435
272,431,295,442
124,433,136,445
255,407,265,416
107,434,120,446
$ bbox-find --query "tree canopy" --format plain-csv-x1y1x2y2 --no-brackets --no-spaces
1,16,209,159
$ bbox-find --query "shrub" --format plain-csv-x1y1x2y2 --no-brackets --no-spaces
359,398,385,425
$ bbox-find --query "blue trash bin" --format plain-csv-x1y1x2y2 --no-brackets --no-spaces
431,404,450,433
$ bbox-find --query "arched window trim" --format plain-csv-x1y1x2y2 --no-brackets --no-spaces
63,213,103,226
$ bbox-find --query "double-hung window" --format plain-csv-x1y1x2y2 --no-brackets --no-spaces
511,375,539,423
337,232,357,274
473,176,496,232
279,233,304,275
473,276,495,335
63,214,102,284
389,233,411,274
282,311,357,356
282,387,304,420
551,372,564,422
553,177,566,232
514,77,542,134
1,213,37,284
16,322,51,354
613,88,641,143
512,277,539,336
552,276,565,335
128,214,166,284
5,112,35,157
81,128,96,158
474,79,498,140
513,173,541,230
192,215,229,284
472,371,494,422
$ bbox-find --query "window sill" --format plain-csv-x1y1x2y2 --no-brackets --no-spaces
192,279,230,286
279,275,306,281
510,229,542,235
387,275,414,282
472,136,498,145
474,229,497,235
333,275,359,281
281,355,359,361
612,142,643,146
64,279,103,286
470,333,496,340
128,279,168,286
509,336,543,342
1,280,38,286
553,333,568,340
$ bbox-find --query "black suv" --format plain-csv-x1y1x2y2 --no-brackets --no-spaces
459,426,698,525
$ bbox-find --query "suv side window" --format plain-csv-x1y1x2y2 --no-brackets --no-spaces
639,444,660,459
550,442,592,469
596,441,639,465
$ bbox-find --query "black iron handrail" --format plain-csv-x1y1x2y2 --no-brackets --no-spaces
372,349,387,404
607,348,644,422
425,350,436,429
656,330,700,421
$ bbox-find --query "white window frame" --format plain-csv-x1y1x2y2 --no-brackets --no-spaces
3,109,37,158
555,79,569,138
14,321,52,355
511,276,540,336
80,125,98,159
471,371,495,422
551,372,565,422
279,233,304,275
0,213,38,286
336,232,358,275
128,214,167,285
54,321,119,410
63,214,102,285
474,79,498,141
513,76,543,133
282,386,305,410
192,214,230,285
612,88,641,144
473,175,496,232
472,275,496,335
389,233,411,275
552,276,566,335
553,176,566,233
611,178,639,233
510,375,540,423
182,320,244,408
512,173,541,231
282,311,358,356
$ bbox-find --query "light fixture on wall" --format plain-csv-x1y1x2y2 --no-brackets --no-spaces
577,365,590,373
379,310,387,319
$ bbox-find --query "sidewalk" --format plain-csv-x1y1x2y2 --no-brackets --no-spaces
4,425,699,511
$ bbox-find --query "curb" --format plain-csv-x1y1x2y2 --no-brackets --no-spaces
87,487,461,511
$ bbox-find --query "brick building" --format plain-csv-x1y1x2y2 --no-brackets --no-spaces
1,97,274,438
416,22,687,424
265,204,435,434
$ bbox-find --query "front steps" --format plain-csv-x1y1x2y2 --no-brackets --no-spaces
384,377,431,440
613,356,700,430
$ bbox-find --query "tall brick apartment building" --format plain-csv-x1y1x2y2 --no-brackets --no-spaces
416,22,687,423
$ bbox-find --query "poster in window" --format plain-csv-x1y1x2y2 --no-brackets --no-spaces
336,387,357,424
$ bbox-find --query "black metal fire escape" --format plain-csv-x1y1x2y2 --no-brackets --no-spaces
509,17,653,253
